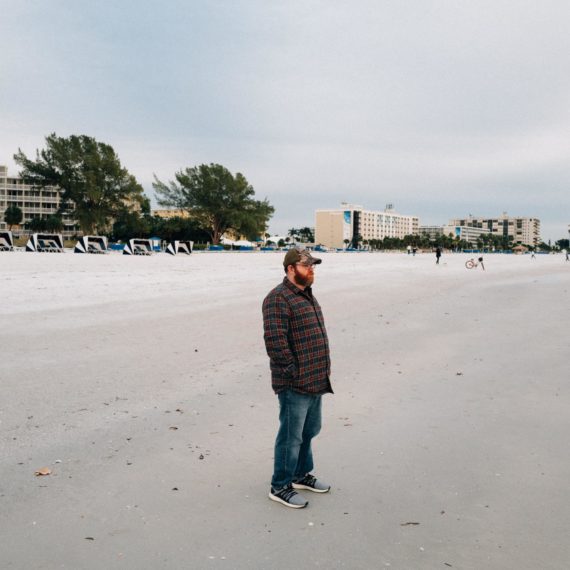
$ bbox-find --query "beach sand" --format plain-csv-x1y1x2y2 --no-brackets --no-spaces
1,251,568,569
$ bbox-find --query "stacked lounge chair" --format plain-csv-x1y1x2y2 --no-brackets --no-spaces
0,231,14,251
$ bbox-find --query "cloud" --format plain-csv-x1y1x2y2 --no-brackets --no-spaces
1,0,569,241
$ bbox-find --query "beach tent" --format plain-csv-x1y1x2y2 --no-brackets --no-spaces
74,235,108,254
26,233,64,252
165,240,193,255
123,238,153,255
512,245,528,255
0,231,14,251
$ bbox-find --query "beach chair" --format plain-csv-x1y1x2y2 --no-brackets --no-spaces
46,239,58,252
133,244,151,255
0,232,13,251
88,242,104,254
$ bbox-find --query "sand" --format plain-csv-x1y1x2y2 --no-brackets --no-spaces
0,250,568,569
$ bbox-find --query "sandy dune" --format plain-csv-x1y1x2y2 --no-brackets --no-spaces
1,250,568,569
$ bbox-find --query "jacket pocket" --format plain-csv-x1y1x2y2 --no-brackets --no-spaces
283,362,298,379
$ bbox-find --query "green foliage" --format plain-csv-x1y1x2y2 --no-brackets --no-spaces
26,217,47,232
14,133,147,234
153,163,274,244
367,234,475,251
4,205,23,229
288,227,315,243
45,215,63,233
555,238,569,250
110,212,211,243
111,211,151,241
538,241,552,252
148,216,210,243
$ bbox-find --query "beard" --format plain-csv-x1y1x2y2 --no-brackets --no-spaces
293,266,314,288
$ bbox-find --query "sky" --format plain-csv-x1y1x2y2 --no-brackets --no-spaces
1,0,569,242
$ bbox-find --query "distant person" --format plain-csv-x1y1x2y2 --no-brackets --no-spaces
407,245,411,255
478,256,485,270
262,247,333,509
435,247,442,264
412,247,417,256
531,251,536,259
564,249,569,261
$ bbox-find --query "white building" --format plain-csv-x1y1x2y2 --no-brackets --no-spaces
419,225,445,240
448,214,541,247
0,165,78,237
443,224,490,245
315,203,419,249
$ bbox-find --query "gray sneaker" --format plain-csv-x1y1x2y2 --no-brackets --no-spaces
269,484,308,508
292,474,331,493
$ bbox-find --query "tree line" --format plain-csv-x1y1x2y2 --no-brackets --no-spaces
7,133,274,244
353,232,563,252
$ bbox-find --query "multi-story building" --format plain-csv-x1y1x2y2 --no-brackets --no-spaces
443,224,490,245
151,208,190,219
0,165,78,237
315,203,419,249
448,213,540,247
419,225,445,240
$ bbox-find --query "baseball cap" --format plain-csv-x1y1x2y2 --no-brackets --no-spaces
283,247,322,268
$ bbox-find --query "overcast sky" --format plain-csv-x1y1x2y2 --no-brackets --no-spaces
1,0,569,241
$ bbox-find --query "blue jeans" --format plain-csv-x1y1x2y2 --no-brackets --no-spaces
271,389,322,489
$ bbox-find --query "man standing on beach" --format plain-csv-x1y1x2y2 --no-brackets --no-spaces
262,247,333,509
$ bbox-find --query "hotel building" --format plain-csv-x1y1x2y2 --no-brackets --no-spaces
0,165,78,237
151,208,190,219
448,214,541,247
419,225,445,240
315,203,419,249
442,224,490,244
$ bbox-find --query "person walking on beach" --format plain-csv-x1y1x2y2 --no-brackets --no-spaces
262,247,333,509
435,247,442,264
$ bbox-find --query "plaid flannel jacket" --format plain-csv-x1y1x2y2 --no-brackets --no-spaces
262,277,332,395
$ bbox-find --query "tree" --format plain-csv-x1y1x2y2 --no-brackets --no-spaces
236,196,275,242
153,163,274,245
27,217,47,232
288,227,314,243
538,241,551,252
148,215,210,243
111,211,151,242
45,215,63,233
4,205,23,230
500,233,514,251
14,133,147,234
